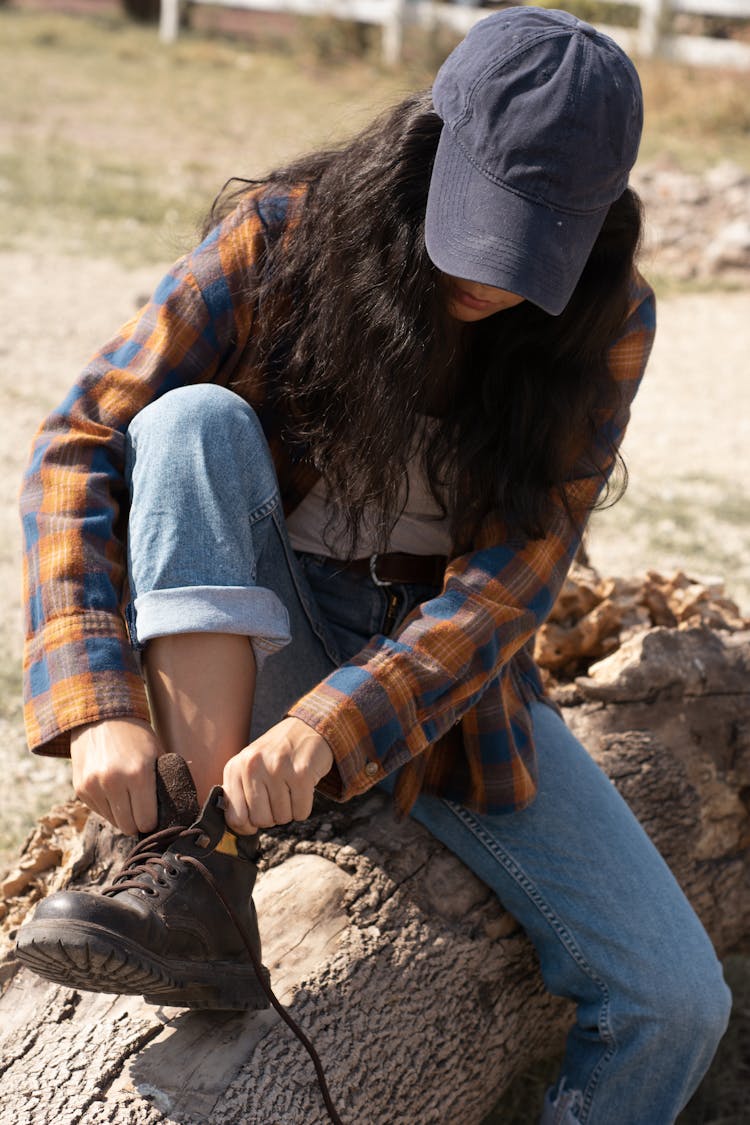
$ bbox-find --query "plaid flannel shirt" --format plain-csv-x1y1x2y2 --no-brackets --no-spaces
20,189,656,816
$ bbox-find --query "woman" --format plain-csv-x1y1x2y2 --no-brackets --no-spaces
16,9,729,1123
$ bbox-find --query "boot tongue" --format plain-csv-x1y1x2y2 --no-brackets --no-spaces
155,753,200,830
154,757,259,861
189,788,261,862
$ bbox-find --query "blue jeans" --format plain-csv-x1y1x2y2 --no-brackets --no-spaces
125,385,731,1124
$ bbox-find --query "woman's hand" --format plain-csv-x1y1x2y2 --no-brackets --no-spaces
222,717,334,836
70,717,162,836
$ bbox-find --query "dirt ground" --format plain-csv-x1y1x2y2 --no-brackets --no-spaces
1,246,748,860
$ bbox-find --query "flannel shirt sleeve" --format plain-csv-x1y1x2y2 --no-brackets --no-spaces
20,198,265,755
290,274,656,799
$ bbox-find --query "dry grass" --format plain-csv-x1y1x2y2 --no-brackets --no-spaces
0,8,413,263
1,6,750,267
637,55,750,169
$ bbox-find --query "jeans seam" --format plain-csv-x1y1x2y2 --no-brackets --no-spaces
247,494,280,524
442,799,618,1119
579,1045,617,1122
272,512,343,666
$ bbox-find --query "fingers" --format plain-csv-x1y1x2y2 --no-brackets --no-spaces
223,753,300,837
221,720,335,835
108,796,139,839
76,789,111,827
76,778,139,837
265,783,294,827
222,787,258,837
70,760,112,827
70,718,162,837
290,784,314,823
129,771,159,836
73,780,130,835
223,763,294,836
72,759,152,836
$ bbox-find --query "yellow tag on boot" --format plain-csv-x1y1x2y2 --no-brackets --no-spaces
214,830,239,858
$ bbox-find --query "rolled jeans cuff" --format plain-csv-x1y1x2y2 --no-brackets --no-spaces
130,585,292,670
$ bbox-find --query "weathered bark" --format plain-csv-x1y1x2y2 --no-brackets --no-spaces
0,571,748,1125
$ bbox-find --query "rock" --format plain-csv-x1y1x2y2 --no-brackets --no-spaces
704,161,750,193
632,160,750,283
575,624,744,702
534,564,747,678
706,219,750,273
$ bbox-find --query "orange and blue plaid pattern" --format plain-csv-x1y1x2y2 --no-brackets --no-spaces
20,189,655,817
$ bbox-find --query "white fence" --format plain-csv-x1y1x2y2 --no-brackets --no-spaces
159,0,750,69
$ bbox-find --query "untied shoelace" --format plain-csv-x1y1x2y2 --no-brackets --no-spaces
104,824,346,1125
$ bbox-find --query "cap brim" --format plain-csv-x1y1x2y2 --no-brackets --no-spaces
425,127,608,316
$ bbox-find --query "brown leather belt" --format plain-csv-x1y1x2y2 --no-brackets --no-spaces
326,552,447,587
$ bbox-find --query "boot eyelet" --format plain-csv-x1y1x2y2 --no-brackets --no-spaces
196,833,211,849
165,865,178,878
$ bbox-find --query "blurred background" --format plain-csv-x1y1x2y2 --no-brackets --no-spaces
1,1,749,1120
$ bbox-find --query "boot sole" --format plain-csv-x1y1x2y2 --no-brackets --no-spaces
15,919,271,1011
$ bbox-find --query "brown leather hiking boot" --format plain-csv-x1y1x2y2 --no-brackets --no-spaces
15,773,270,1011
15,757,347,1123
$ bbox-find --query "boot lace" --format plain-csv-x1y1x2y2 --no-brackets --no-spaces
104,824,346,1125
101,825,200,896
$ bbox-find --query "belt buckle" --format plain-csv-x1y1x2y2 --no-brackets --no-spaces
369,554,393,587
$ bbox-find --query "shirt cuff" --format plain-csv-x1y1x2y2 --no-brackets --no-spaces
288,676,426,802
24,612,150,757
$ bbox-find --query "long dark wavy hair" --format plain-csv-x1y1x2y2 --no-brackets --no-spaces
207,91,643,555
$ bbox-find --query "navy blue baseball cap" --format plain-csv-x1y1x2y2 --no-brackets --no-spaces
425,7,643,315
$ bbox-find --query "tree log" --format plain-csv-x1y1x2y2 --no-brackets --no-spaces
0,571,748,1125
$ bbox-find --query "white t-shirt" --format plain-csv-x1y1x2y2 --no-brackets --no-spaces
286,418,452,558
